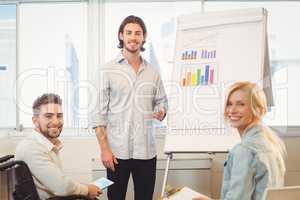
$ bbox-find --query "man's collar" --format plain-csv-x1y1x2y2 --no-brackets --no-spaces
32,130,63,153
116,53,126,63
116,52,146,66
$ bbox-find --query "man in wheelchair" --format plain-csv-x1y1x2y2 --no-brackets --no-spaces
15,93,101,199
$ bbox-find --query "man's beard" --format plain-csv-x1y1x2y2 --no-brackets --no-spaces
124,40,144,54
40,127,62,139
125,46,139,53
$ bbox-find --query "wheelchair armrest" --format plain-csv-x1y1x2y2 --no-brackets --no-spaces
0,155,14,163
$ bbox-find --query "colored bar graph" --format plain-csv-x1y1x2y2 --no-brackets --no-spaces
181,50,198,60
181,49,216,60
180,64,216,87
200,49,216,59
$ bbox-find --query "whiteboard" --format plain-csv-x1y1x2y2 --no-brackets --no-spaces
165,8,269,153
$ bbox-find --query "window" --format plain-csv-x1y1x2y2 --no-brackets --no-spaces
1,0,300,133
18,2,88,128
0,4,16,128
204,1,300,127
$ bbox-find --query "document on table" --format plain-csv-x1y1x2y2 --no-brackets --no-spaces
164,187,205,200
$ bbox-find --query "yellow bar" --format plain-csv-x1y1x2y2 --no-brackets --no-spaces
191,73,197,86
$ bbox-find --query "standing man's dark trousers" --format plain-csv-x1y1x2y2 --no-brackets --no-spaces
107,156,157,200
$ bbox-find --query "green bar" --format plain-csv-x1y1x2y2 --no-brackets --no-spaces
197,68,201,85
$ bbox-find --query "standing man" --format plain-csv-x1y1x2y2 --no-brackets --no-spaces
92,15,168,200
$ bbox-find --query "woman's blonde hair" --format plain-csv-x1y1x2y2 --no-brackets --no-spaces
224,81,286,178
224,81,267,124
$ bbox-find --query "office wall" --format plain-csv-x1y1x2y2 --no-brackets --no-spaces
0,133,299,199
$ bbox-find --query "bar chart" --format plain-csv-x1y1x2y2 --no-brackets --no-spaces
181,50,197,60
181,49,216,61
181,64,216,87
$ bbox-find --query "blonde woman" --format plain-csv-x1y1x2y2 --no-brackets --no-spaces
193,81,286,200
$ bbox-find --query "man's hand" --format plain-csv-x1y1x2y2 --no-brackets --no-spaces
87,184,102,199
153,107,166,121
95,127,118,171
101,148,118,171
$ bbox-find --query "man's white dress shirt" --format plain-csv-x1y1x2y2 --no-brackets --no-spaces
15,131,88,199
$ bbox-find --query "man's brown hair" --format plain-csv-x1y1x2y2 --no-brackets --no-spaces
32,93,62,116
